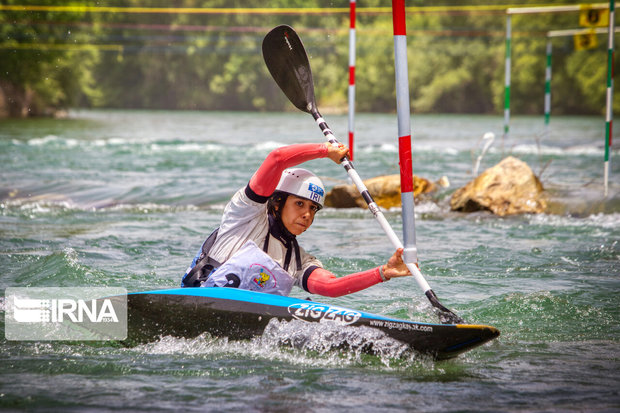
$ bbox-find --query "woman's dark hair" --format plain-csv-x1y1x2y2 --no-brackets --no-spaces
267,191,289,217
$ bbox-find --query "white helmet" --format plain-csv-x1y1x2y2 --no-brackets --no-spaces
276,168,325,209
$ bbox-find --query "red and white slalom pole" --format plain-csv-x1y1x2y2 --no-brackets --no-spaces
392,0,418,269
391,0,461,323
348,0,356,161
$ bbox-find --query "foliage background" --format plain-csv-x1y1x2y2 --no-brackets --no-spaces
0,0,617,117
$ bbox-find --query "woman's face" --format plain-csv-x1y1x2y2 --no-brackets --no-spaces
279,195,320,236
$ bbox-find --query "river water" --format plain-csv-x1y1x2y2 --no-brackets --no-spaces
1,110,619,411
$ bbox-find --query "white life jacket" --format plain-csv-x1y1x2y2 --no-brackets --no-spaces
202,240,295,296
183,185,323,289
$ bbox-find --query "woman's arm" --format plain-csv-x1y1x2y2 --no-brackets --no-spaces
248,142,349,199
249,143,328,199
305,266,384,297
304,248,411,297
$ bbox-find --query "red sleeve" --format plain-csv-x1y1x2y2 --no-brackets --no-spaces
249,143,328,198
305,266,384,297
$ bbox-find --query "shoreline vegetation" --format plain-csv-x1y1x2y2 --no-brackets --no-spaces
1,0,618,118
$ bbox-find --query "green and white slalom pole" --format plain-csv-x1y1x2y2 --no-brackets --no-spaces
348,0,356,161
503,14,512,155
605,0,615,197
391,0,464,324
544,38,552,138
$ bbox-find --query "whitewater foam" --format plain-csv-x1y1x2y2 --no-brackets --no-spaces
528,212,620,229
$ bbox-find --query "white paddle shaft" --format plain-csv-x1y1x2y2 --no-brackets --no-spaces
315,116,432,293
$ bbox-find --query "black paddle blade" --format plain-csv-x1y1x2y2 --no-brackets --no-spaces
262,25,317,114
426,290,465,324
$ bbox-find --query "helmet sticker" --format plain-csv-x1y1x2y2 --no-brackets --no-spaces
307,183,324,197
307,182,324,203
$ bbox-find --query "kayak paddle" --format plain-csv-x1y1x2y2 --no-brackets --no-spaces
262,25,464,325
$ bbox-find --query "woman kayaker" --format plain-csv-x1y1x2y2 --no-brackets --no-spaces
181,141,411,296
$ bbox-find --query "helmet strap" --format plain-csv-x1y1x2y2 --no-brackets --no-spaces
266,214,302,271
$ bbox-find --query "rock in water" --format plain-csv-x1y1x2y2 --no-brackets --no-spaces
450,156,547,216
325,174,436,209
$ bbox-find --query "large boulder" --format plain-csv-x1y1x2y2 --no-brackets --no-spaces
450,156,547,216
325,174,437,209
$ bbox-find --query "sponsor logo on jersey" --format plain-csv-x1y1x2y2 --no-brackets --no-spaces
252,267,271,289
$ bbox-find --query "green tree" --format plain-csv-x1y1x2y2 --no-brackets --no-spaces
1,0,618,117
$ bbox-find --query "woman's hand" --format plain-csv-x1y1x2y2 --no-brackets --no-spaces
381,248,412,280
325,142,350,164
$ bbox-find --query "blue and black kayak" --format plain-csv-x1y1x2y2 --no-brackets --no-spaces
125,288,499,360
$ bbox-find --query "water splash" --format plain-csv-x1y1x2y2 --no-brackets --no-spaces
261,318,410,359
127,319,431,370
